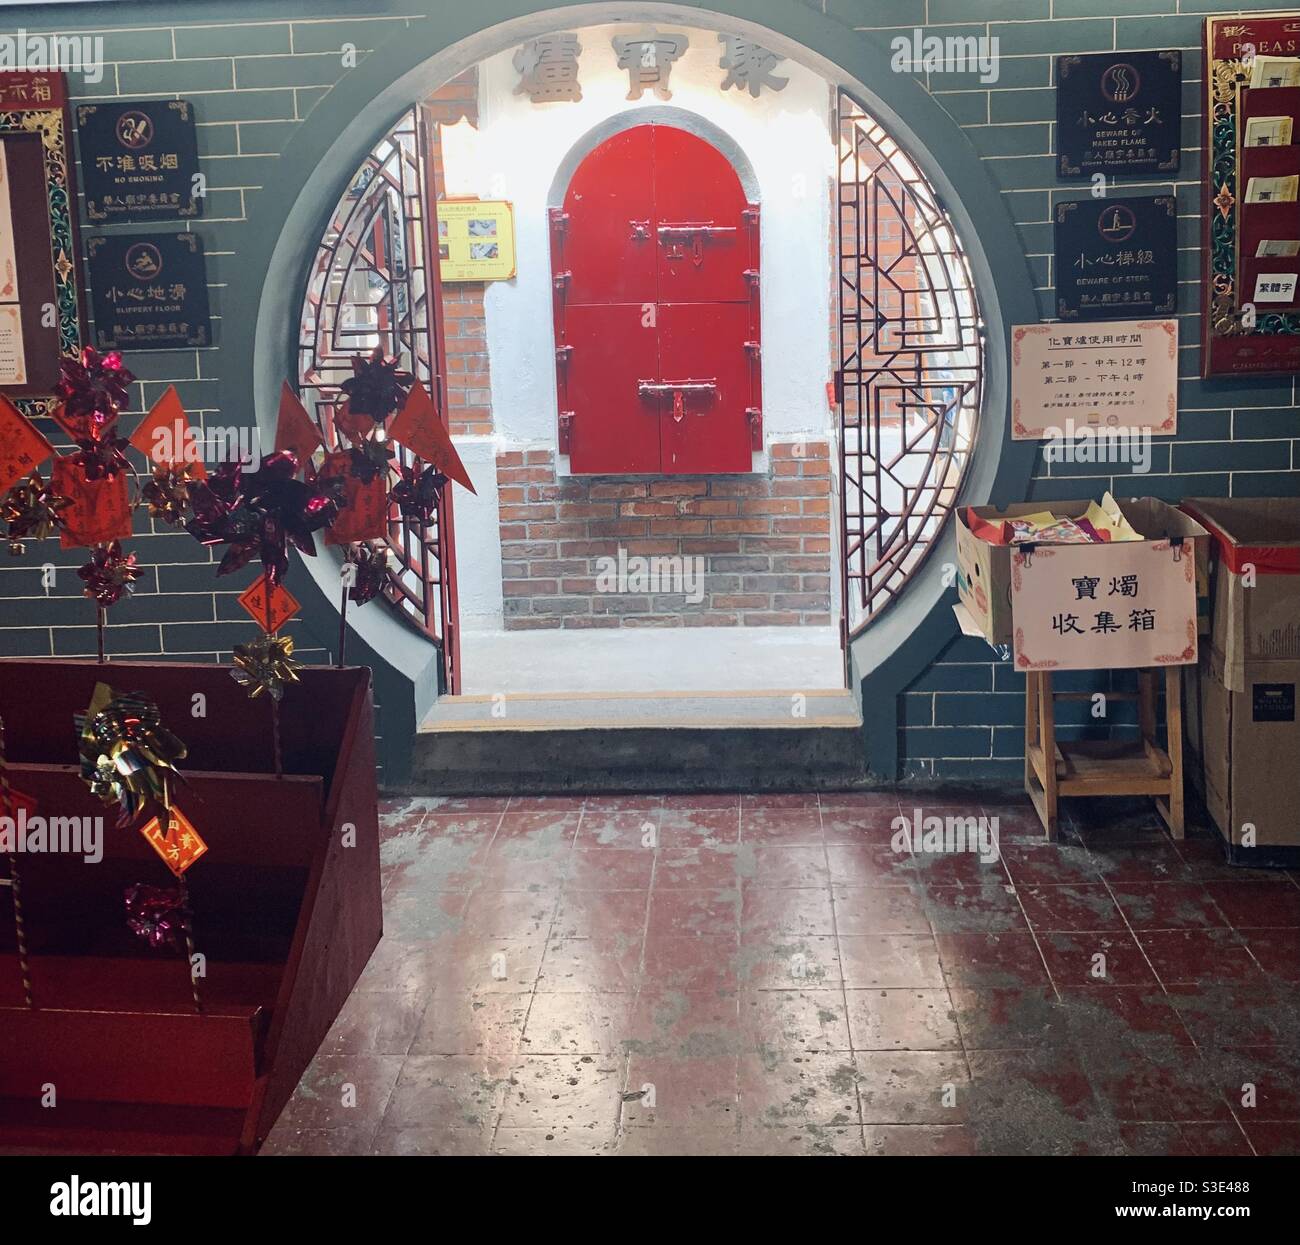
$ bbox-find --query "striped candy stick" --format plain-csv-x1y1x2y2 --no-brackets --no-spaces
0,715,34,1007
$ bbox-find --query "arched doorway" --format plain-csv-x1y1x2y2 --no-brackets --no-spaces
233,2,1038,782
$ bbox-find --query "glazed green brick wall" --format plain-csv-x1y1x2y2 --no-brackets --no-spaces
802,0,1300,779
0,2,421,756
0,0,1296,782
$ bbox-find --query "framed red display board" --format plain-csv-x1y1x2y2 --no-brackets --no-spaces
0,660,382,1155
0,72,86,414
1202,14,1300,377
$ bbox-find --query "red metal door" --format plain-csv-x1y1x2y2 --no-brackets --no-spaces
553,123,760,475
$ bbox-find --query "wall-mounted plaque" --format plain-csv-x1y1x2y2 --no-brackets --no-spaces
87,232,210,350
1057,51,1181,178
76,100,202,222
1055,195,1178,320
437,198,516,282
1011,319,1179,439
1202,12,1300,377
0,71,86,410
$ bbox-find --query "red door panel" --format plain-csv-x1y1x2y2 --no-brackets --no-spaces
658,302,754,475
553,123,759,475
653,125,752,305
561,126,657,306
564,303,661,474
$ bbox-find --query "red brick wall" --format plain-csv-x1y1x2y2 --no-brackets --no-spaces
496,445,834,630
426,71,492,437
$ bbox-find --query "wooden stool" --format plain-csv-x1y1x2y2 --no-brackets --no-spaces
1024,666,1184,841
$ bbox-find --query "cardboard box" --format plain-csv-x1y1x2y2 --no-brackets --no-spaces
955,498,1208,669
1181,498,1300,693
1186,652,1300,855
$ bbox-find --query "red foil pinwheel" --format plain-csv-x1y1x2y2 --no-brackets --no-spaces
55,347,135,441
143,461,200,527
124,882,187,951
339,346,411,425
346,542,389,606
3,471,70,554
75,683,188,826
78,540,140,607
186,451,339,587
390,460,447,527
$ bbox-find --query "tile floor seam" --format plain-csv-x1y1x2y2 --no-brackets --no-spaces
816,793,867,1136
1087,850,1257,1154
998,855,1063,1005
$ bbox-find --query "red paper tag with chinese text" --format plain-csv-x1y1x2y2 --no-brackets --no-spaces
51,457,133,548
139,806,208,877
239,573,300,633
388,382,474,493
130,386,207,479
0,394,54,493
321,450,388,544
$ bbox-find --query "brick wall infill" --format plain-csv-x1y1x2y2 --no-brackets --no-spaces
496,444,833,629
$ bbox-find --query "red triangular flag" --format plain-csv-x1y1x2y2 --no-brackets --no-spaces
129,385,207,479
274,381,324,471
0,394,54,493
388,382,474,493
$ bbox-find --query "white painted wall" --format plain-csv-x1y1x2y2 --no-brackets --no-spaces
448,22,838,628
450,440,505,628
466,22,835,454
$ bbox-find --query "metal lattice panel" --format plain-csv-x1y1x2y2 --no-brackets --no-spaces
837,94,984,636
298,106,457,688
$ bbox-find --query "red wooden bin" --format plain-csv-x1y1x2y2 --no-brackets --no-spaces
0,659,382,1155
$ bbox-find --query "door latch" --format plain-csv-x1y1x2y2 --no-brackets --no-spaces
638,379,718,423
657,222,735,266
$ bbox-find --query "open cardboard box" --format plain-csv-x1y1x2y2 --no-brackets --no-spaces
1186,649,1300,861
955,497,1208,651
0,660,382,1155
1181,497,1300,693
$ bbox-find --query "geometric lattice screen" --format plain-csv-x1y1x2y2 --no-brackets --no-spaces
298,106,457,687
837,93,984,637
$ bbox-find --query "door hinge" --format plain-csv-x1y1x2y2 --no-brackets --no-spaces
558,410,574,453
553,270,572,291
746,406,763,450
555,344,573,366
744,340,761,358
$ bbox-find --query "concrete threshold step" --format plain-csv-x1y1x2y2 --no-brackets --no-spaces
421,688,860,732
408,689,866,795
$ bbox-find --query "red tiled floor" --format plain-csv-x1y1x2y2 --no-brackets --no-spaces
264,791,1293,1156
